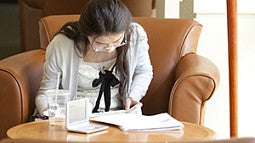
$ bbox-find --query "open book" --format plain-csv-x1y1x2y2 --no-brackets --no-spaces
90,112,184,132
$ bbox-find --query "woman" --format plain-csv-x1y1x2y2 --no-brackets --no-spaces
34,0,153,117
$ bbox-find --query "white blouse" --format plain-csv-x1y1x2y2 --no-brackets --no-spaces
77,58,122,111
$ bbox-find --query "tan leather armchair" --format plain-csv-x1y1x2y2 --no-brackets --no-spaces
18,0,155,52
0,15,219,140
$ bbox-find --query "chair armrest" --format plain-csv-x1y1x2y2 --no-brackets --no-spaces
169,53,220,125
0,49,45,139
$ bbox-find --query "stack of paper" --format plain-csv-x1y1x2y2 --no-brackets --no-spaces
90,113,184,132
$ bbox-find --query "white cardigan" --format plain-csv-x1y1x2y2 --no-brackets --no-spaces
35,22,153,115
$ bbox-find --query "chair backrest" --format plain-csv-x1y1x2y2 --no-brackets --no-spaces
39,15,202,115
122,0,155,17
19,0,155,52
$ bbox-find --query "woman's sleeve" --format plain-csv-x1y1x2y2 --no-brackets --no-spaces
35,35,63,115
128,24,153,101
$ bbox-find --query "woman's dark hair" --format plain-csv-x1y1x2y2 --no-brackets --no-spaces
58,0,132,104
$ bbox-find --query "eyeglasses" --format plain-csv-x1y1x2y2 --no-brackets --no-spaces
90,35,127,52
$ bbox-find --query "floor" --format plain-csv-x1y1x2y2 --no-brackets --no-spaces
0,3,21,60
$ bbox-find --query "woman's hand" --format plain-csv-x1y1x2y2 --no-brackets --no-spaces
125,97,140,110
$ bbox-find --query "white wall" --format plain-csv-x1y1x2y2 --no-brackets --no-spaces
194,12,230,139
193,0,229,139
164,0,255,139
156,0,180,18
194,0,255,138
237,14,255,137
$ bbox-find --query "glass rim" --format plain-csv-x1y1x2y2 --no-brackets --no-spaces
45,89,71,96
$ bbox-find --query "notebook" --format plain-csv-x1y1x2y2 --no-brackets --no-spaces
66,98,109,134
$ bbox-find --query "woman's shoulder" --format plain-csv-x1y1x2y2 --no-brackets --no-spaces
46,34,75,52
51,34,74,47
129,22,147,37
127,22,149,55
44,34,78,60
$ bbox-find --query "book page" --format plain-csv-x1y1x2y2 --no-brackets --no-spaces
90,113,184,132
91,102,143,117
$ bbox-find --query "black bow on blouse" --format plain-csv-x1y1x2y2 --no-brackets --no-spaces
92,65,119,113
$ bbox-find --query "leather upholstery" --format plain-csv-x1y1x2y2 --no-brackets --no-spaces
0,50,45,139
0,15,219,140
18,0,155,52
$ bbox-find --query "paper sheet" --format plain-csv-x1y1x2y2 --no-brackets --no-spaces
90,113,184,132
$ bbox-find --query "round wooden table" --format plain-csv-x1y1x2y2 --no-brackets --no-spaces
7,120,215,142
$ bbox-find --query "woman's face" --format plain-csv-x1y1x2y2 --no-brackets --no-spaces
88,32,126,53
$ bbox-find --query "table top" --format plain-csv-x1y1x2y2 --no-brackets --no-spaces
7,120,215,142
